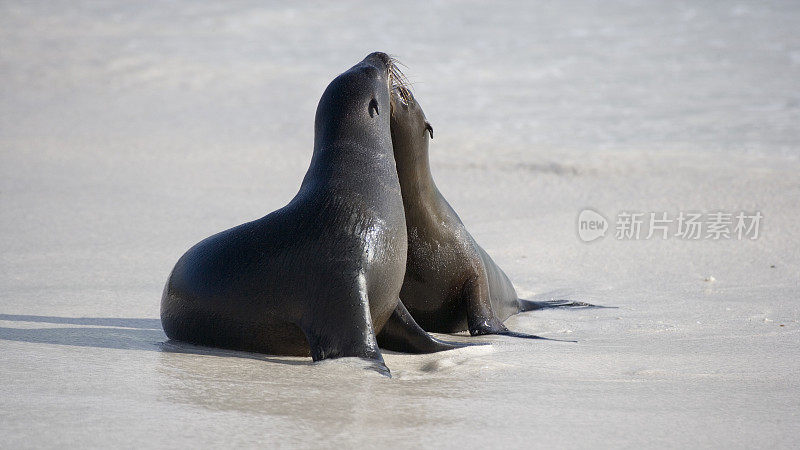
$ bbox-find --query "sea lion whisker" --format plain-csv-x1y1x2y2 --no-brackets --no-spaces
386,56,413,104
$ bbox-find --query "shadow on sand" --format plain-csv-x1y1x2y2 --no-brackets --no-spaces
0,314,311,366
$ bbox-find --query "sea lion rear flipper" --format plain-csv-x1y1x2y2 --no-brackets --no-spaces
301,274,390,377
494,330,576,342
518,299,611,311
377,300,482,353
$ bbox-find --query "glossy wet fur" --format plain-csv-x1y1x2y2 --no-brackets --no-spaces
161,53,467,376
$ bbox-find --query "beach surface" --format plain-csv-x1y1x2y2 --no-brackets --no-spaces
1,1,799,448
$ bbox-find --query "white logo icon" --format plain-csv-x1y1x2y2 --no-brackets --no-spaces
577,209,608,242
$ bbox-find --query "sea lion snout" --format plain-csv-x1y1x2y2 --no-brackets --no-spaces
365,51,391,66
360,52,391,77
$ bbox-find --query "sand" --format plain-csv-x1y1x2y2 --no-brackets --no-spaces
1,1,799,448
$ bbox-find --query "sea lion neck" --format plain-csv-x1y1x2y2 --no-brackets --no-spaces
300,64,395,194
393,136,442,208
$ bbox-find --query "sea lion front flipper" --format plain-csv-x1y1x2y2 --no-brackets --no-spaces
301,273,389,377
377,300,483,353
464,276,575,342
463,274,508,336
470,320,576,343
518,299,612,311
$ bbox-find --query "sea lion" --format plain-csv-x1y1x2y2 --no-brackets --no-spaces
161,53,467,377
389,87,594,340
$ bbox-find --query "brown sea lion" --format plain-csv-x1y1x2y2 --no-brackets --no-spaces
161,53,469,377
389,87,594,340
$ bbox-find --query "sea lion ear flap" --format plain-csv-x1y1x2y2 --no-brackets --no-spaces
424,122,434,139
369,98,379,117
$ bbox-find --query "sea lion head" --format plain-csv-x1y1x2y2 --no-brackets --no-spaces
313,52,398,148
390,84,434,170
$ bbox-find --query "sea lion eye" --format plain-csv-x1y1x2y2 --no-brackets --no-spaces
424,122,433,139
369,98,379,117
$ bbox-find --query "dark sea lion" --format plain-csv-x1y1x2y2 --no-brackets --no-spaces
389,87,595,340
161,53,467,377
